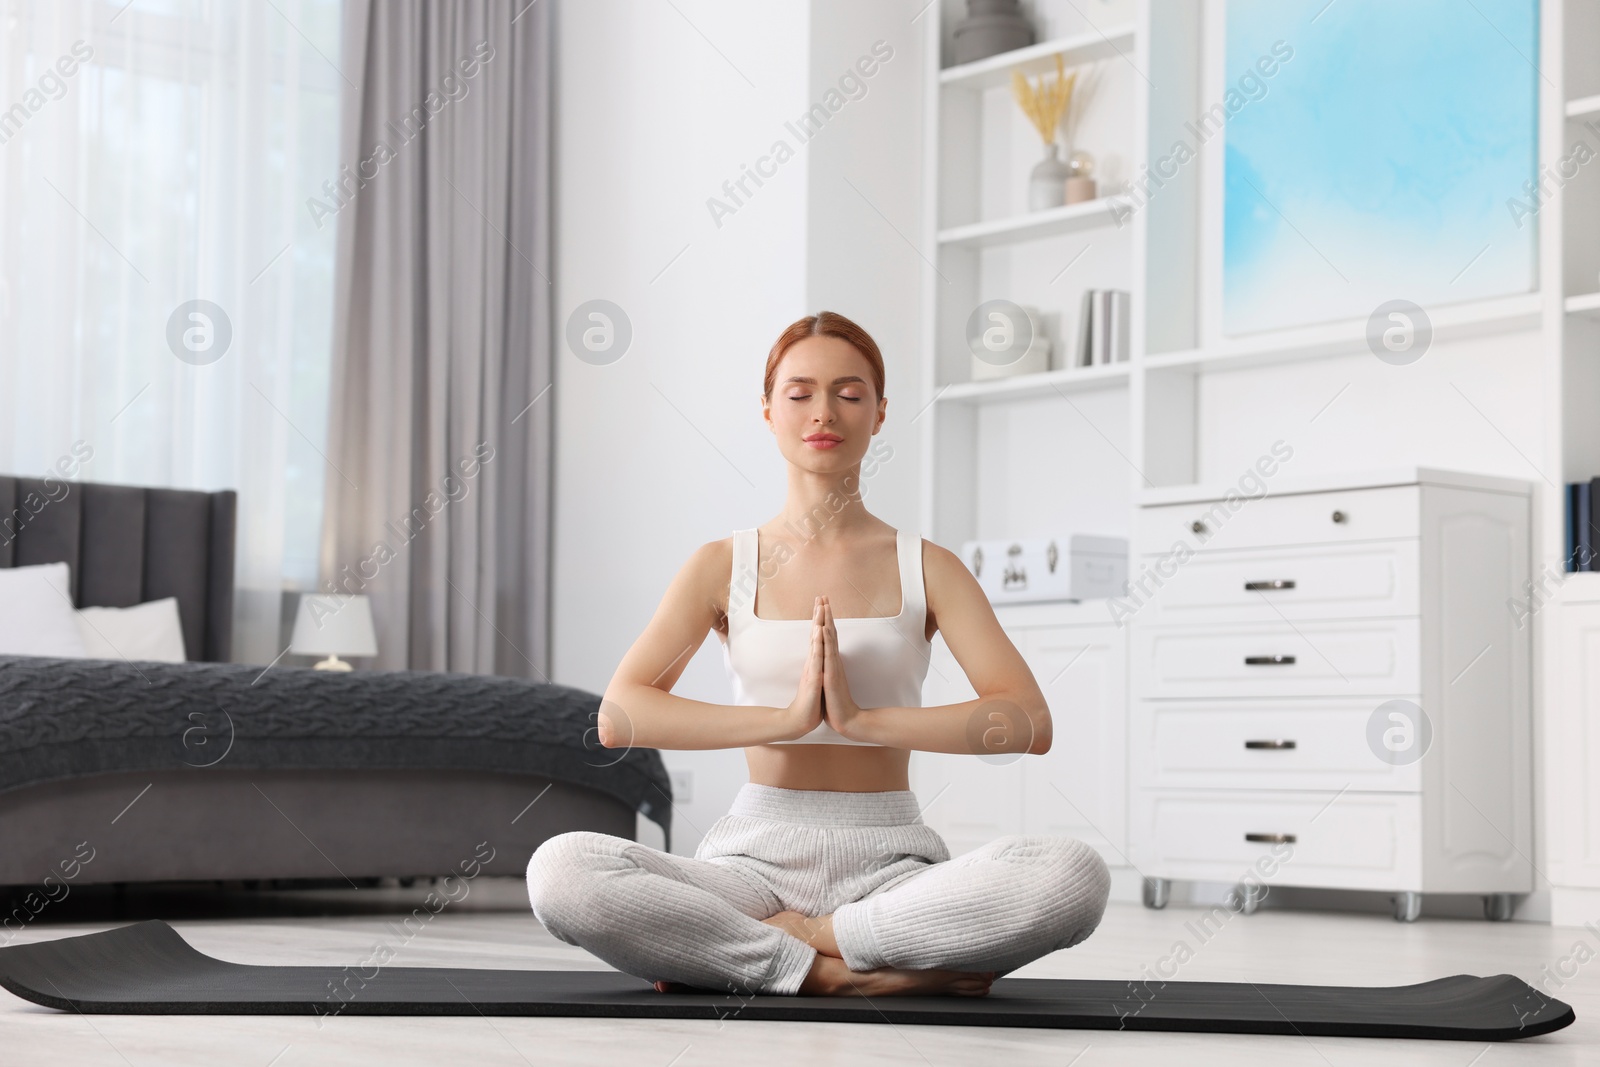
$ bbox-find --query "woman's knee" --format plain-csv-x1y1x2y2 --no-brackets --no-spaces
1059,838,1111,899
525,831,613,937
991,834,1109,891
1040,837,1111,946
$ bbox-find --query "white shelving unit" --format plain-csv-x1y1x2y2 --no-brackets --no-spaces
1142,293,1544,374
936,22,1139,91
1566,291,1600,317
917,0,1150,553
1542,0,1600,923
936,197,1127,249
936,361,1132,404
912,0,1149,894
1565,93,1600,119
913,0,1598,921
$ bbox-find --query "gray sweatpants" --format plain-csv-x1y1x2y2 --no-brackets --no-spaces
525,783,1111,995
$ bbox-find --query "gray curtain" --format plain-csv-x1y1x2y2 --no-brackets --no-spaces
320,0,551,678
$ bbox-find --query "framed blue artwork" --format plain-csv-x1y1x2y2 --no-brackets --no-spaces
1221,0,1540,335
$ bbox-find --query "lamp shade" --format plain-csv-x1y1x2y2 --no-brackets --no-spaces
290,594,378,658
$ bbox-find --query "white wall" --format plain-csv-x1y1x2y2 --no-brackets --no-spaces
803,0,926,536
552,1,926,854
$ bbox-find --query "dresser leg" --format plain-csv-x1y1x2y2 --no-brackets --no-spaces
1483,893,1514,921
1392,891,1422,922
1142,877,1171,910
1230,882,1266,915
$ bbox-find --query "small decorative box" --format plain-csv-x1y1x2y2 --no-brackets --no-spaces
958,534,1128,604
970,330,1050,381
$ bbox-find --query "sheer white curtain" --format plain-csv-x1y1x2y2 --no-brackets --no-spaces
0,0,342,664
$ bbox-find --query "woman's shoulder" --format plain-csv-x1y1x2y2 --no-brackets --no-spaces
682,533,738,629
913,536,971,605
905,532,959,568
686,532,736,579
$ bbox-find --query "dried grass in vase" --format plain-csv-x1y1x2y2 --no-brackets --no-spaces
1011,54,1077,146
1061,61,1103,150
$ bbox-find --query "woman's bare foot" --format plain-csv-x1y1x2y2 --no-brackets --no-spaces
653,956,997,997
760,909,841,957
798,952,996,997
653,980,695,993
652,922,997,998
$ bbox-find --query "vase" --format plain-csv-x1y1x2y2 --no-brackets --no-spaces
1065,147,1097,204
1028,142,1070,212
952,0,1034,65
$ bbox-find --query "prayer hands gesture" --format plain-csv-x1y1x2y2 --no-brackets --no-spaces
784,595,863,741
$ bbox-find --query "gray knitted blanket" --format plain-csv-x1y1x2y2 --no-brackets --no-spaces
0,655,671,841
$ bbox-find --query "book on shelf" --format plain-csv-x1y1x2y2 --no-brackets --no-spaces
1591,478,1600,572
1568,480,1599,572
1569,482,1579,571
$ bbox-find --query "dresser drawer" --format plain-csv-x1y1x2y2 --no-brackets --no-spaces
1133,541,1419,624
1134,485,1419,556
1130,791,1421,889
1134,619,1419,698
1131,699,1421,791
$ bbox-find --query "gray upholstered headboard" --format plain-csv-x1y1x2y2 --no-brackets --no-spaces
0,477,236,662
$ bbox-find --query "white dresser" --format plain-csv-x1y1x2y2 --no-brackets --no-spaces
1126,468,1534,921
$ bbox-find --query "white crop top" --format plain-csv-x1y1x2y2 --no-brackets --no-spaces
719,526,932,745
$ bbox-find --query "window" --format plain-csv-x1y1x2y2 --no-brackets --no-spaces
0,0,343,661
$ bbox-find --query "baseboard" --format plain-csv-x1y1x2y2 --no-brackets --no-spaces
1109,872,1556,923
1550,886,1600,927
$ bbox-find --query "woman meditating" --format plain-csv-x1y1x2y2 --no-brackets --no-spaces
526,311,1111,998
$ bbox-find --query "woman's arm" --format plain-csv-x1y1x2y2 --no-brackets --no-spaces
596,540,818,750
831,540,1052,755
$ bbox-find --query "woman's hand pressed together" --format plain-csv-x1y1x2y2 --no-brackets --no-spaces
780,597,829,741
817,596,866,740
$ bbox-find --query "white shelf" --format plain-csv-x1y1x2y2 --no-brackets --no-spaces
1141,292,1542,373
1566,291,1600,316
936,362,1131,405
1559,571,1600,605
1566,93,1600,119
937,197,1129,250
938,23,1138,92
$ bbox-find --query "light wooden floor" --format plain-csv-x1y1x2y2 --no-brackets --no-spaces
2,878,1593,1065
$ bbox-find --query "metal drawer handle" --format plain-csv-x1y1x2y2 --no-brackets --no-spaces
1245,832,1296,844
1244,579,1296,591
1244,654,1296,666
1244,739,1297,750
1331,510,1347,524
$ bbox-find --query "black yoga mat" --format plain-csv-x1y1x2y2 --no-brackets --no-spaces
0,921,1573,1040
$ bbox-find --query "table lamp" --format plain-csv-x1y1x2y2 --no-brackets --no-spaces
290,594,378,671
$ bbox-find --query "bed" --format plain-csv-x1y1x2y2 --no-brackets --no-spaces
0,475,671,888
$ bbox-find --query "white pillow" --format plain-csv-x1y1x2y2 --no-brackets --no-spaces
0,561,91,658
75,597,188,663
